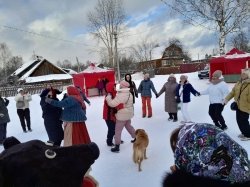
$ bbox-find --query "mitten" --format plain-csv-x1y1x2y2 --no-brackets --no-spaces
116,103,124,110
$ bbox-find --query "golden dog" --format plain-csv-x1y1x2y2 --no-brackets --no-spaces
133,129,149,172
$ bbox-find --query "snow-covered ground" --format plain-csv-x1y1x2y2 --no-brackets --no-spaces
1,72,249,187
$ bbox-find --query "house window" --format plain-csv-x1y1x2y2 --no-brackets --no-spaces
162,59,167,66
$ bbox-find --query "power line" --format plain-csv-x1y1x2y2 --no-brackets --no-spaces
1,25,96,47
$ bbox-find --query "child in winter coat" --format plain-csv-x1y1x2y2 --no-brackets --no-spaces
0,95,10,145
176,75,200,123
200,70,229,130
170,123,250,184
45,86,91,146
105,80,136,153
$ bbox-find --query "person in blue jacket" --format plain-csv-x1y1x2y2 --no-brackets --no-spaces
45,86,91,146
138,73,158,118
40,87,63,146
176,75,200,123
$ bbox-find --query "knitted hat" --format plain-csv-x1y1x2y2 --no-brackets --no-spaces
17,88,24,93
119,80,130,88
67,86,80,96
212,70,223,79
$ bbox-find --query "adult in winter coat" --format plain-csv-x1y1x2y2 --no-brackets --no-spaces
45,86,91,146
14,88,32,133
103,82,124,146
138,73,158,118
169,123,250,184
157,74,178,122
176,75,200,123
106,80,136,153
125,73,138,104
96,79,104,96
40,88,63,146
0,95,10,144
200,70,229,130
224,69,250,141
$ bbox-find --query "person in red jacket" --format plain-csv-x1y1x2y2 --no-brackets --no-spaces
103,82,123,146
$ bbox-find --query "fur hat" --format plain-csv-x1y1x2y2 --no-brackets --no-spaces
17,88,24,93
67,86,80,96
212,70,223,79
119,80,130,88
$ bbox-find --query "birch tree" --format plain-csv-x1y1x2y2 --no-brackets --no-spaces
88,0,126,66
164,0,249,55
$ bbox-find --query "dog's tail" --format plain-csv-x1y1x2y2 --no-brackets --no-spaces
133,147,144,163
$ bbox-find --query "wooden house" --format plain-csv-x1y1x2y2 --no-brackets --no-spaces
9,57,72,85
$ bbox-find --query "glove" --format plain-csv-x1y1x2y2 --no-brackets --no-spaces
88,102,91,106
0,113,4,117
196,92,201,96
45,97,52,103
155,93,158,98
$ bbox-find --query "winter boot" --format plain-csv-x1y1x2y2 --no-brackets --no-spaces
111,144,120,153
106,139,114,147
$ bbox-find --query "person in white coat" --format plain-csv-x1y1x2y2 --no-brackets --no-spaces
14,88,32,133
200,70,229,130
106,80,136,153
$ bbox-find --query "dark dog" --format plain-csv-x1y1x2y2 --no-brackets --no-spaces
133,129,149,172
0,136,99,187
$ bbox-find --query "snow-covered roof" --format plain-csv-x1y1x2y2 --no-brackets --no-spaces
81,64,114,73
12,60,37,76
62,68,77,75
224,53,250,59
25,74,72,83
11,58,72,83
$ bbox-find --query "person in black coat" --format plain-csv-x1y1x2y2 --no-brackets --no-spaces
40,88,63,146
125,73,138,104
0,95,10,145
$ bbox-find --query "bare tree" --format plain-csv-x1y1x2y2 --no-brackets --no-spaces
164,0,249,55
130,39,159,62
88,0,126,66
230,31,249,52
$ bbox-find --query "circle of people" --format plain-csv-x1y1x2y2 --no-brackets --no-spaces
0,70,250,184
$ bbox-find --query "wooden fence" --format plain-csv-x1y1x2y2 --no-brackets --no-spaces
0,82,70,97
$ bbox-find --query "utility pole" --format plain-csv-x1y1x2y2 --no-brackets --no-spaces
113,32,120,82
76,57,80,72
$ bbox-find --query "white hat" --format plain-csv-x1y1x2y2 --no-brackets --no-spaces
17,88,24,93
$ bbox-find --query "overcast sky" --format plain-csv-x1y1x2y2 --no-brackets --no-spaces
0,0,243,64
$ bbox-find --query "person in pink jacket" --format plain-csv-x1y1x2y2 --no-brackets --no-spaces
106,80,136,153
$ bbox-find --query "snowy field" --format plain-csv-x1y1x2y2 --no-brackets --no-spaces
1,72,249,187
